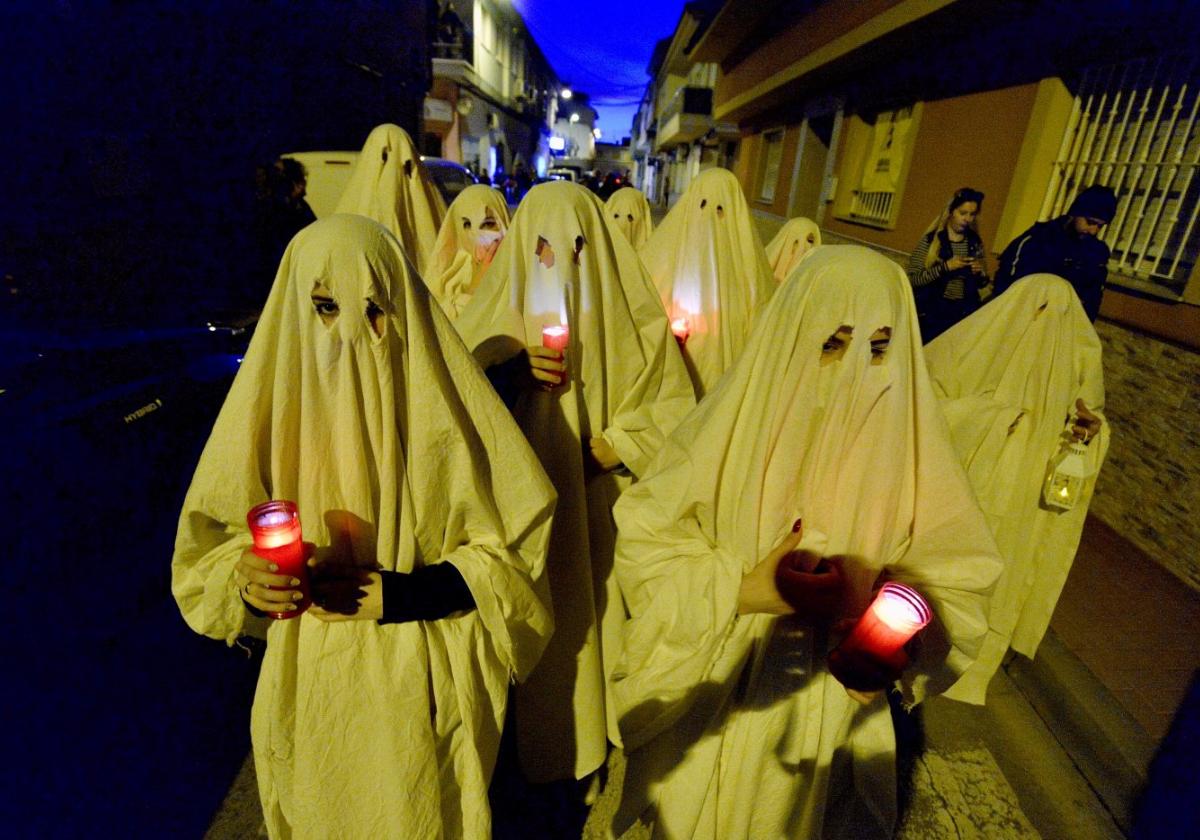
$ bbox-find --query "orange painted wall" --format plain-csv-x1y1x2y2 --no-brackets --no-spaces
823,82,1039,261
713,0,902,111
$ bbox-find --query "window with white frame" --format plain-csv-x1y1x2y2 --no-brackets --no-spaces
1043,52,1200,296
759,130,784,202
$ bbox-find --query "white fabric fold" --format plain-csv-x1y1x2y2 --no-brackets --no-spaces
928,274,1109,705
172,214,555,838
455,180,695,781
611,245,1002,839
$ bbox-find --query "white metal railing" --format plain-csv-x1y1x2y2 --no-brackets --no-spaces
1042,52,1200,294
849,190,895,226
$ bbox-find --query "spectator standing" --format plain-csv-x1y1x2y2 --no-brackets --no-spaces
906,187,989,342
995,184,1117,321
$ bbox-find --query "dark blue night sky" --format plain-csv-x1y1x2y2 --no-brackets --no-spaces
512,0,689,140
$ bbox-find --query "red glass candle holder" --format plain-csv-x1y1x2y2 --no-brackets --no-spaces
828,582,930,690
247,500,310,619
541,324,569,384
670,316,690,344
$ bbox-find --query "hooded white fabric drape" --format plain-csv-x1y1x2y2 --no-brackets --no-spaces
640,167,776,398
766,216,822,283
172,215,555,838
426,185,512,319
927,274,1109,705
334,124,446,276
604,187,654,251
611,246,1002,839
455,180,696,781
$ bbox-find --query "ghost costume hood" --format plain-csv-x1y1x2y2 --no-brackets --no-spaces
455,180,696,781
427,184,511,318
172,214,555,838
928,274,1108,705
640,167,776,398
334,124,446,275
604,186,654,250
765,216,822,282
611,245,1001,839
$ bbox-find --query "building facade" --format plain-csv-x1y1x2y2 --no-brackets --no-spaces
427,0,561,179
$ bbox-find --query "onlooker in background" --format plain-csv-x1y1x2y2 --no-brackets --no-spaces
764,216,821,283
252,157,316,303
995,184,1116,321
906,187,989,343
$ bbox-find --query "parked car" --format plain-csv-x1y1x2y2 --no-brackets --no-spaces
420,156,478,204
282,152,477,215
547,166,580,182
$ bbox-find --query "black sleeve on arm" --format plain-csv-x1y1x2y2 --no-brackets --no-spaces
378,563,477,624
484,352,528,410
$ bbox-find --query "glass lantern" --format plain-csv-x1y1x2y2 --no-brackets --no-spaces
1042,440,1091,512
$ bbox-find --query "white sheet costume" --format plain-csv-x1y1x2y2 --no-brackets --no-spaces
172,215,555,838
640,167,775,398
334,124,446,276
455,181,695,781
604,187,654,251
611,246,1002,839
928,274,1109,705
766,216,822,283
426,184,511,319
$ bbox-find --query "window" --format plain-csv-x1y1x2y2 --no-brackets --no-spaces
758,130,784,202
1042,53,1200,296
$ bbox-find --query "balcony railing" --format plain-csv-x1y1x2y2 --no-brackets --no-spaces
659,86,713,127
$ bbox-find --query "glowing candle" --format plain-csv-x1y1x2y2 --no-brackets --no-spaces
1042,440,1090,512
247,500,310,619
828,582,930,689
670,316,690,343
541,324,569,351
541,324,569,385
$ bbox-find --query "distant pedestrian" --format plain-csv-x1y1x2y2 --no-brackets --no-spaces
995,184,1117,321
906,187,989,342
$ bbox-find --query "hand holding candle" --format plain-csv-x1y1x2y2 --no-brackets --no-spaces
533,324,569,387
827,582,930,691
243,500,311,619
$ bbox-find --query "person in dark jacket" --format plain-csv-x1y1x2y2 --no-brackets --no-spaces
995,185,1116,321
906,187,989,342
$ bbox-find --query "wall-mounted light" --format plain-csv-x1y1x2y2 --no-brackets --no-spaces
570,113,580,123
562,88,573,100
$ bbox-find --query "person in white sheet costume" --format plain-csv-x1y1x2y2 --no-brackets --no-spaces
334,123,446,276
171,214,556,838
426,184,511,319
928,274,1108,705
611,245,1003,839
455,180,696,782
640,167,776,398
766,216,822,283
604,186,654,250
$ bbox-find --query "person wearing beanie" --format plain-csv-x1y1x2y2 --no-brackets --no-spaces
994,184,1117,321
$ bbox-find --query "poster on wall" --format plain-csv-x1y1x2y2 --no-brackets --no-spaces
860,107,914,193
